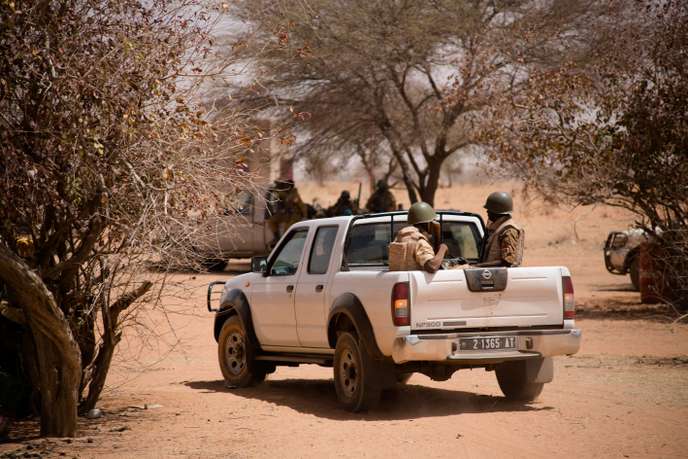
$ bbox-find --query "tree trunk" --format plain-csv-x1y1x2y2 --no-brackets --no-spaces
80,332,119,413
80,281,152,412
0,247,81,437
404,180,419,204
34,334,81,436
419,159,442,206
366,168,376,195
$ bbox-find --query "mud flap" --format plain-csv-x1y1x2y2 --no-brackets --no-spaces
527,357,554,383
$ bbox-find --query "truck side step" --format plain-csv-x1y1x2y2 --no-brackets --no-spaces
256,353,333,365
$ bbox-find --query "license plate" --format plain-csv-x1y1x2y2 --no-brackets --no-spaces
459,336,517,351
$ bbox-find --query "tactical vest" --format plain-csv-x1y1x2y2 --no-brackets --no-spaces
388,227,426,271
483,218,524,266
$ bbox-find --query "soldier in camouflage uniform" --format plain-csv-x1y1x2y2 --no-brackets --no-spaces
477,191,524,267
327,190,357,216
365,179,396,213
266,180,307,247
389,202,448,273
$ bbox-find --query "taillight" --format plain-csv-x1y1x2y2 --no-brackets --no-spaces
391,282,410,326
562,276,575,319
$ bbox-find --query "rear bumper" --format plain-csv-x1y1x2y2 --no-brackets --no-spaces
391,328,581,364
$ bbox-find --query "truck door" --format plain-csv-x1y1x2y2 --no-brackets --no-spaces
294,225,339,348
249,227,309,347
214,190,255,258
252,192,268,254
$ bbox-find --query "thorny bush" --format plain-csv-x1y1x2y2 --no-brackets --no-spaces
0,0,260,436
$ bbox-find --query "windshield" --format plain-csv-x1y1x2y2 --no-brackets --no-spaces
270,229,309,276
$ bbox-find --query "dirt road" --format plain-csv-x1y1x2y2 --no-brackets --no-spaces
2,184,688,458
11,273,685,459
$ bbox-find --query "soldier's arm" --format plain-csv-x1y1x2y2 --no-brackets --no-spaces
499,228,521,267
422,243,448,273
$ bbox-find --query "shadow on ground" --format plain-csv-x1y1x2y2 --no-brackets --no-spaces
183,378,553,421
592,283,637,293
0,418,41,445
576,301,677,322
0,405,146,447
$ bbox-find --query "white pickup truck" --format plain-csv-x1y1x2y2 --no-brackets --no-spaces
207,211,581,411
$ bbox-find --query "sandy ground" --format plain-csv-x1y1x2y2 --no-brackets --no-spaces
3,182,688,458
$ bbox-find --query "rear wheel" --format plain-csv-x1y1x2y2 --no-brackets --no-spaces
496,360,544,402
333,332,381,412
218,316,265,387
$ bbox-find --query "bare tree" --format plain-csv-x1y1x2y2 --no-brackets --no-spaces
300,123,397,192
0,0,259,436
485,0,688,310
227,0,609,204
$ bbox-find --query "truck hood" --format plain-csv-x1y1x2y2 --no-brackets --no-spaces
221,272,258,297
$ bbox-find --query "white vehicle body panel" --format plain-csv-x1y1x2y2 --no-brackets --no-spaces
292,223,347,348
605,228,647,273
249,273,300,346
328,270,411,356
409,267,567,331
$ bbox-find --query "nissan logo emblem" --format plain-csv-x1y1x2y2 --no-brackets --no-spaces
481,269,493,281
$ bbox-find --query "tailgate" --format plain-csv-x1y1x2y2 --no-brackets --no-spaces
410,267,565,330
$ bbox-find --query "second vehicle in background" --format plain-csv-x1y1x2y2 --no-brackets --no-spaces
604,228,648,290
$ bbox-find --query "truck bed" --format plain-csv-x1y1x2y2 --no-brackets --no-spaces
410,267,567,331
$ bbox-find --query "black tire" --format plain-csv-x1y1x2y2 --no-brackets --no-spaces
629,255,640,291
333,332,381,412
495,360,544,402
217,316,265,387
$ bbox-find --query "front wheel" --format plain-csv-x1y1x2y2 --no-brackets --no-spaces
218,316,265,387
495,360,544,402
333,332,380,412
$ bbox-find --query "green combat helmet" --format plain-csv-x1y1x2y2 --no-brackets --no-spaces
484,191,513,215
407,201,437,225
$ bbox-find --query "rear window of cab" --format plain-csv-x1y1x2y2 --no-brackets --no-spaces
345,220,481,267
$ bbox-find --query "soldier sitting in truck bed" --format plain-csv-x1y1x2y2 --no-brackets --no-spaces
476,191,524,268
389,202,448,273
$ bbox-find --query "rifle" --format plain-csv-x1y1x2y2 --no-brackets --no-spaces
430,221,442,252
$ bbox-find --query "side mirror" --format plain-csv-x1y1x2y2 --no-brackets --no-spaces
251,256,268,274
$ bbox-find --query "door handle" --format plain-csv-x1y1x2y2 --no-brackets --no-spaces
315,284,324,292
286,285,294,293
